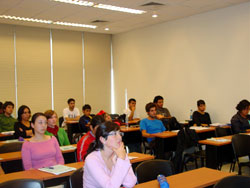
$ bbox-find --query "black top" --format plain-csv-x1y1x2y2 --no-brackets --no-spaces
14,121,32,138
231,112,250,134
192,111,211,126
79,115,91,133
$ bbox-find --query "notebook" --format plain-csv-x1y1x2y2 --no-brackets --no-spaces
38,165,76,175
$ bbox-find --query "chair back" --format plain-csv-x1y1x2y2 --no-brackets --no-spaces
213,175,250,188
0,142,23,153
69,168,83,188
135,159,174,184
215,127,232,137
0,179,44,188
109,114,119,120
232,134,250,158
59,116,64,127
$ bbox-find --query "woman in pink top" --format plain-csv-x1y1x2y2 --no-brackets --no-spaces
21,113,64,170
83,121,137,188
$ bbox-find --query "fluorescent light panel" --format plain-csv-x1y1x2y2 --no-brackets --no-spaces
52,0,146,14
0,15,96,29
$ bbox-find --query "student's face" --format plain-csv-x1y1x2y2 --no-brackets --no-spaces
21,108,31,121
156,99,164,108
47,113,58,128
32,116,47,135
83,109,91,117
198,104,206,112
68,101,75,109
129,101,136,109
104,113,112,122
5,105,14,115
148,107,157,118
241,106,250,117
102,130,123,149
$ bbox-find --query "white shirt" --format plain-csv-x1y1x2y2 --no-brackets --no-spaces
62,107,80,128
124,108,139,119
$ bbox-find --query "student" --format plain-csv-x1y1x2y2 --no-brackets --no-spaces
79,104,92,133
97,110,112,122
21,113,64,170
140,102,166,144
14,105,33,139
44,110,70,146
77,115,105,162
153,96,171,119
192,100,212,127
0,101,17,132
83,121,137,188
62,98,80,127
124,98,140,122
231,99,250,134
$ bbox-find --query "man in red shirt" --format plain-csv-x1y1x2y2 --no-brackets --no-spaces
77,115,105,162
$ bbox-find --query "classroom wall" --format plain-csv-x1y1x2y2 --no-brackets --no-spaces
0,24,111,117
112,2,250,123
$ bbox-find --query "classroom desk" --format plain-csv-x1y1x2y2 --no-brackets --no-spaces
120,126,142,153
199,135,236,169
0,133,14,141
134,167,234,188
0,152,154,184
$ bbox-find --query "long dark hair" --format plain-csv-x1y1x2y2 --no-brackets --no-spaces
17,105,31,121
85,121,120,159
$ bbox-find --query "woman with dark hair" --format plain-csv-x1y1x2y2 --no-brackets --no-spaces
231,99,250,134
83,121,137,188
14,105,33,138
192,100,211,127
21,113,64,170
44,110,70,146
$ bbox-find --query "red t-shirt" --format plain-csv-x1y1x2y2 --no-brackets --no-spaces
77,131,95,162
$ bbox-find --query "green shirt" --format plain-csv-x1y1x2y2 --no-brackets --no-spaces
0,114,17,132
45,128,70,146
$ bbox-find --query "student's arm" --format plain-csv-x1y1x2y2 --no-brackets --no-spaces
231,118,242,134
21,142,33,170
53,137,65,165
85,154,134,188
141,130,155,138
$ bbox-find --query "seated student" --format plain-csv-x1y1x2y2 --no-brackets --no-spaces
62,98,80,127
124,98,140,122
153,96,171,119
79,104,92,133
0,101,17,132
21,113,64,170
44,110,70,146
140,102,166,144
231,99,250,134
83,121,137,188
14,105,33,139
192,100,212,127
97,110,112,122
77,115,105,162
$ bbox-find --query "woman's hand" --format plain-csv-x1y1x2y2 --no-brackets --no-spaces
113,142,126,160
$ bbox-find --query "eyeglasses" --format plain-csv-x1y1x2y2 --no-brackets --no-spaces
108,131,124,137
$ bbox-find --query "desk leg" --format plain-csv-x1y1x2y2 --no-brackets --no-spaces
206,145,219,169
155,137,165,159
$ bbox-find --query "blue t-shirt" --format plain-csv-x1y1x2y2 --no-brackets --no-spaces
140,118,166,142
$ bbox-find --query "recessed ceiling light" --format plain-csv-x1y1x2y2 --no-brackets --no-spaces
105,28,109,31
0,15,97,29
152,14,158,18
51,0,146,14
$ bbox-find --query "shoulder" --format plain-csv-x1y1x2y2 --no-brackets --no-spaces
58,128,66,133
63,108,69,112
231,113,240,121
193,111,199,115
85,151,100,164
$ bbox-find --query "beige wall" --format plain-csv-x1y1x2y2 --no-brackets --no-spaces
112,2,250,123
16,26,52,114
0,24,111,118
84,33,111,114
0,24,16,116
53,30,83,116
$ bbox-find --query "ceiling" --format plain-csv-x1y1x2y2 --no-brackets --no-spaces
0,0,249,34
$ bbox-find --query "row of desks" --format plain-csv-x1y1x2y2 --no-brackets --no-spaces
0,152,154,184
